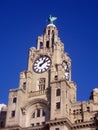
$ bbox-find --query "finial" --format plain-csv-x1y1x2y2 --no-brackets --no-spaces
47,15,57,24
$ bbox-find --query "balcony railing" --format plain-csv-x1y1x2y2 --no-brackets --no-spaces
28,89,47,98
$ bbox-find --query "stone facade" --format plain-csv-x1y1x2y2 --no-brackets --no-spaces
0,20,98,130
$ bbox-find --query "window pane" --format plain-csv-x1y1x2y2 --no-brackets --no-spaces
42,122,45,125
48,30,50,35
32,112,35,118
11,111,15,117
31,123,34,127
56,102,60,109
36,123,40,126
37,109,40,117
23,82,26,90
56,89,61,96
46,41,49,48
13,97,17,103
87,107,90,112
55,128,59,130
54,75,58,80
0,121,4,128
39,78,46,90
42,110,45,116
40,42,43,49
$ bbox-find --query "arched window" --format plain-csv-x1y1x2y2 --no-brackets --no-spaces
56,89,61,96
31,108,46,126
31,109,45,118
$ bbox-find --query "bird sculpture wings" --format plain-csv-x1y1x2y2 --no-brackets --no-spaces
48,15,57,24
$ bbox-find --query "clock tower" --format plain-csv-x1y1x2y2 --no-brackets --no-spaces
1,15,98,130
5,16,76,129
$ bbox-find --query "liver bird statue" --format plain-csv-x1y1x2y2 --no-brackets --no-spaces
48,15,57,24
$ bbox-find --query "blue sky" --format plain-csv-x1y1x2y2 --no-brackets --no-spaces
0,0,98,104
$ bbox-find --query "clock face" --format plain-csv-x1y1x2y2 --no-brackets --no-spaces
33,55,51,73
62,61,70,80
62,61,68,70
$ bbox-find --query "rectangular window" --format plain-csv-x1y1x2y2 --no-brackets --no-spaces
39,78,46,90
31,123,34,127
87,107,90,112
73,110,75,114
56,89,61,96
54,75,58,80
13,97,17,103
11,110,15,117
42,122,45,125
46,41,49,48
23,82,26,90
48,30,50,35
55,128,59,130
37,109,40,117
80,109,82,113
1,111,6,118
42,110,45,116
36,123,40,126
56,102,60,109
40,42,43,49
0,121,4,128
32,112,35,118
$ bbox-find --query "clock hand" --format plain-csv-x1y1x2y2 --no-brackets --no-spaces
39,59,46,67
